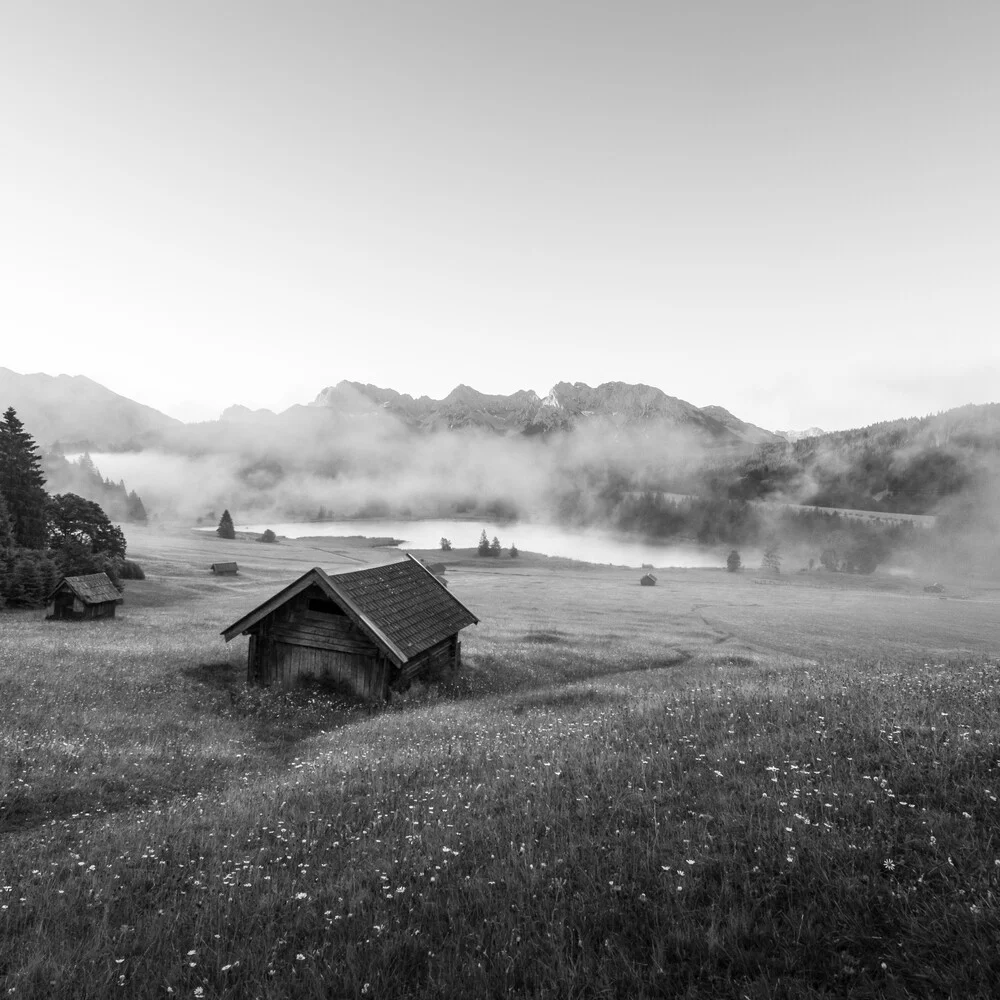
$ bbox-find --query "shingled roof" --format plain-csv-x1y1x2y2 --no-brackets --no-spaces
48,572,123,605
221,555,478,667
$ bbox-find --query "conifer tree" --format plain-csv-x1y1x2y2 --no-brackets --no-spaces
477,529,490,556
0,489,14,551
126,490,148,523
3,558,27,606
0,407,48,549
217,509,236,539
762,542,782,575
16,558,43,607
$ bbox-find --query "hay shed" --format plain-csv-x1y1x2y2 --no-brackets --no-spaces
46,572,123,621
220,555,478,700
211,562,239,575
640,573,657,586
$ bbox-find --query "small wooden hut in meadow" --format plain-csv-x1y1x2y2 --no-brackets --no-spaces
211,562,239,575
640,573,657,587
220,555,479,700
46,573,123,621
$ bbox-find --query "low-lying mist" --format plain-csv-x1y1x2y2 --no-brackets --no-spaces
80,405,714,525
69,398,1000,579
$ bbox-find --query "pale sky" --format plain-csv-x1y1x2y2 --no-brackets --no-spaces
2,1,998,431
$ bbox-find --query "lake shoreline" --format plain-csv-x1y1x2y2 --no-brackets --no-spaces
191,517,736,570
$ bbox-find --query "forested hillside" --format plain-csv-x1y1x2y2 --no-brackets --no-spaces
706,403,1000,515
43,451,148,524
0,408,138,609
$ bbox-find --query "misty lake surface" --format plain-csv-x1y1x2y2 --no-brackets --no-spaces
227,519,728,569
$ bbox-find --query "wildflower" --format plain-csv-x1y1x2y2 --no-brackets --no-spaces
883,859,896,871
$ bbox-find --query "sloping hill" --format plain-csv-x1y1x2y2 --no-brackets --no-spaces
698,405,783,445
723,403,1000,514
0,368,181,449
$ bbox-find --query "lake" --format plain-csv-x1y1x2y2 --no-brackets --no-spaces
224,518,730,569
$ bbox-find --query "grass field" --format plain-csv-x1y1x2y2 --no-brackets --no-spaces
3,526,1000,998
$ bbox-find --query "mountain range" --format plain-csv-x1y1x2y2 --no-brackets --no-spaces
0,368,783,449
4,367,996,524
306,380,783,443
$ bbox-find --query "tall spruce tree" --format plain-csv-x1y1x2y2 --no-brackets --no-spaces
0,407,48,549
126,490,148,523
217,509,236,539
0,488,14,551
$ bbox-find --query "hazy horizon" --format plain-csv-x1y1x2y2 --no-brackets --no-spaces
3,2,999,430
5,364,998,438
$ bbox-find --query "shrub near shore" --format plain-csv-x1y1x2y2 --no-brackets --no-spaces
3,624,1000,996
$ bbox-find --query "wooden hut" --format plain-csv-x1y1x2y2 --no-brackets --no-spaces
220,555,478,700
640,573,657,586
46,573,123,621
211,562,239,575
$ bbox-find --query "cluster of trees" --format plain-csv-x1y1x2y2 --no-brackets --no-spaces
477,530,518,558
1,407,129,608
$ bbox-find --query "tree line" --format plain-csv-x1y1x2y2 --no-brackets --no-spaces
613,492,911,574
0,407,135,609
44,451,148,524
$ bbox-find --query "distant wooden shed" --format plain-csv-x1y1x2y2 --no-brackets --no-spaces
220,555,479,700
211,562,239,575
46,573,123,621
640,573,657,587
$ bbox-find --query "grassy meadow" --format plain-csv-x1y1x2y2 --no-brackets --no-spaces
3,526,1000,997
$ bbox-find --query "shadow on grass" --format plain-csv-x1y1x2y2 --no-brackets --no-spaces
508,685,632,713
709,654,760,668
0,765,230,837
182,659,242,688
0,666,375,838
520,630,574,645
192,664,374,757
433,648,694,704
